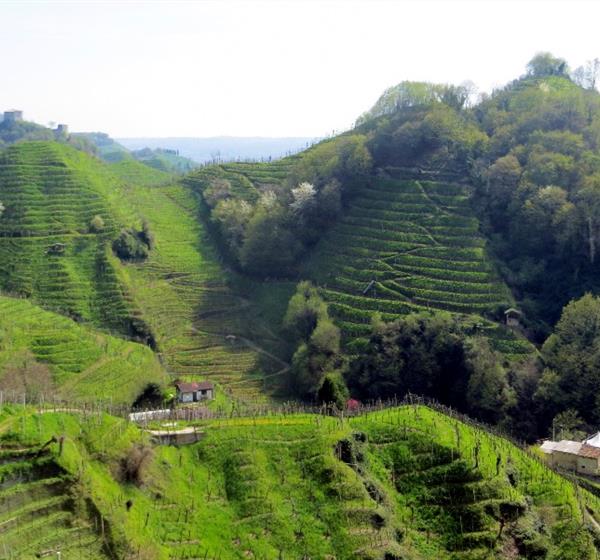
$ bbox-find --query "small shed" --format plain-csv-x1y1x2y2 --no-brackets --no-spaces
504,308,523,328
175,381,214,403
46,243,66,255
147,427,203,446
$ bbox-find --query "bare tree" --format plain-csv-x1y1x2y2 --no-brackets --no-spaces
572,58,600,90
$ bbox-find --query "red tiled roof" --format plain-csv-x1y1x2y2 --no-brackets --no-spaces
578,444,600,459
175,381,214,393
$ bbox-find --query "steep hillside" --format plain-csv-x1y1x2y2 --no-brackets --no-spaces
0,142,288,403
303,172,531,357
0,142,149,340
1,403,598,559
0,437,111,559
190,157,531,359
110,166,288,402
0,295,164,404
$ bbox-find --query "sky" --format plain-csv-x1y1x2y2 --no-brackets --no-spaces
1,0,599,138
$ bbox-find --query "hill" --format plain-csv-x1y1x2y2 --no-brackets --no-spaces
1,403,599,559
0,295,164,405
0,141,288,403
0,142,151,340
190,155,531,359
301,172,532,357
118,136,321,164
74,132,198,174
108,161,289,402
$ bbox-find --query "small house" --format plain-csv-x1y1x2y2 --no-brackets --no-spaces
46,243,66,255
540,433,600,476
175,381,214,404
504,308,523,328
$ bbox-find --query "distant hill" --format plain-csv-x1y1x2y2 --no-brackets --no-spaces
73,132,197,173
117,136,321,163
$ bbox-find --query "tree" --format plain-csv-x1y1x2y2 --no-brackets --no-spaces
212,198,252,258
240,203,302,277
551,409,585,440
283,281,328,341
0,200,4,219
284,282,342,399
289,182,317,216
347,314,470,408
204,177,232,208
526,52,570,78
317,374,349,408
542,294,600,423
89,214,105,233
572,58,600,91
576,179,600,264
465,338,515,424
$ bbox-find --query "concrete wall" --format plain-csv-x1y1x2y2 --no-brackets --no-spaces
577,456,599,475
551,451,578,471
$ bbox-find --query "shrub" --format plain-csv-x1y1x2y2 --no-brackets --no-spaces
89,214,105,233
120,444,154,486
113,229,149,261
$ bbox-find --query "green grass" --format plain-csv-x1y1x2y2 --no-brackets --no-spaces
1,404,598,559
111,165,290,402
0,142,145,335
0,295,165,405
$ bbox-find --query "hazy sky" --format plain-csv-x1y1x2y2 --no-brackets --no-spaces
1,0,599,137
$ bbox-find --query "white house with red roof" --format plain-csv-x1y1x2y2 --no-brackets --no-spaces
540,432,600,476
175,381,214,403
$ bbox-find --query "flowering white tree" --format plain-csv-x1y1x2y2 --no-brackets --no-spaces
290,182,316,215
259,190,277,210
0,201,4,218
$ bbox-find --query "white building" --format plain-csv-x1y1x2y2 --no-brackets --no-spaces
540,432,600,475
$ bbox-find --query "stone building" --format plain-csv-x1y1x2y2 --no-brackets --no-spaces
540,432,600,476
3,110,23,123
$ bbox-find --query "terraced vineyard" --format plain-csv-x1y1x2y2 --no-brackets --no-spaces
0,142,144,336
304,175,532,356
0,143,290,404
2,404,598,559
0,295,164,404
188,158,296,202
112,167,288,403
0,442,109,559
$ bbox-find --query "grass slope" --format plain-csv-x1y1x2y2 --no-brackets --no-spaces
0,444,111,559
0,295,164,404
109,161,289,402
0,142,288,403
2,404,598,559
